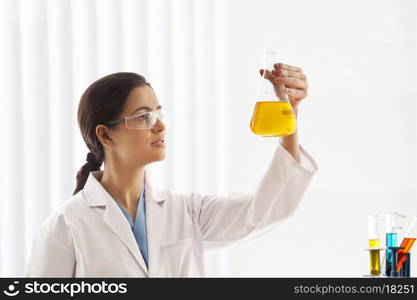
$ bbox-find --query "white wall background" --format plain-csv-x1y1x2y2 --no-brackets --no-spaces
221,0,417,277
1,0,416,277
0,0,228,277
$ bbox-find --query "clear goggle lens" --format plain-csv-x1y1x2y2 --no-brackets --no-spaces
125,110,167,129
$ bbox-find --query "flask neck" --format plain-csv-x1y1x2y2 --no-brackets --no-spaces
259,51,291,103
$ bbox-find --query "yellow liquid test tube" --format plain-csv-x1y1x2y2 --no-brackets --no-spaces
367,214,382,276
369,238,381,276
369,239,381,248
370,250,381,276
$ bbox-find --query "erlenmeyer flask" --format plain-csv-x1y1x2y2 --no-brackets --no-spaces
250,51,296,137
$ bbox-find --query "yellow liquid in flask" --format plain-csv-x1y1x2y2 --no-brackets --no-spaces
250,101,296,137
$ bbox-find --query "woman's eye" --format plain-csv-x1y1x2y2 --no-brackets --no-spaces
137,114,151,121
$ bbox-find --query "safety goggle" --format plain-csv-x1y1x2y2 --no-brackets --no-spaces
106,110,167,130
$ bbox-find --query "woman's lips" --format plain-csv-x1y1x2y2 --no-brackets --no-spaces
151,139,165,147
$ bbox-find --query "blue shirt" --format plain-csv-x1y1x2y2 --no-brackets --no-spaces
116,185,148,268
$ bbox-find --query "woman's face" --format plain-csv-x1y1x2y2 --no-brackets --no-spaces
105,85,166,167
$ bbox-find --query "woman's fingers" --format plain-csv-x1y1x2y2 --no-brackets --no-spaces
271,63,308,102
259,69,274,80
285,88,307,100
274,77,308,90
272,63,306,81
259,63,308,103
261,66,306,81
261,64,308,102
274,63,303,73
272,68,306,80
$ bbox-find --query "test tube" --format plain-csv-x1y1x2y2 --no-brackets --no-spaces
386,212,400,247
383,212,406,276
368,214,382,275
387,246,404,277
368,214,381,247
399,253,411,277
396,216,417,272
393,213,406,242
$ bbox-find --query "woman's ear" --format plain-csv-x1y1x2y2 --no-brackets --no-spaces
96,124,115,149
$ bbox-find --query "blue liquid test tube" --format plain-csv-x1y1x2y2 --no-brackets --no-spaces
383,212,405,276
387,246,404,277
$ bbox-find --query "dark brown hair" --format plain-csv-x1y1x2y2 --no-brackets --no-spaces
73,72,151,195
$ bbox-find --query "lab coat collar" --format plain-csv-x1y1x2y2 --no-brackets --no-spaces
82,168,167,276
83,169,167,207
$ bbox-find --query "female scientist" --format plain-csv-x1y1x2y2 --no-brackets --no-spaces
26,63,317,277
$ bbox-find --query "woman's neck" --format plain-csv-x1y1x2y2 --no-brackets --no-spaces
100,159,145,217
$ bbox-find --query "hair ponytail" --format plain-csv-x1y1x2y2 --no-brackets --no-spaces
72,72,151,196
73,151,104,195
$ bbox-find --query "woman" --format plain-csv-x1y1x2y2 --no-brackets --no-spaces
26,63,317,277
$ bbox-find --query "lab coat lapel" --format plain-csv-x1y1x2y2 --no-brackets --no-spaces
144,171,167,276
84,170,148,275
102,197,149,274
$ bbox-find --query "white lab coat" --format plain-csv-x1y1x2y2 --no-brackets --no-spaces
26,143,318,277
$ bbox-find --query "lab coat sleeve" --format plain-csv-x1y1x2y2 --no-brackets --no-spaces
189,143,318,251
26,216,76,277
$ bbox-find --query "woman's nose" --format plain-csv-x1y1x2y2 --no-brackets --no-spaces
153,118,166,132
